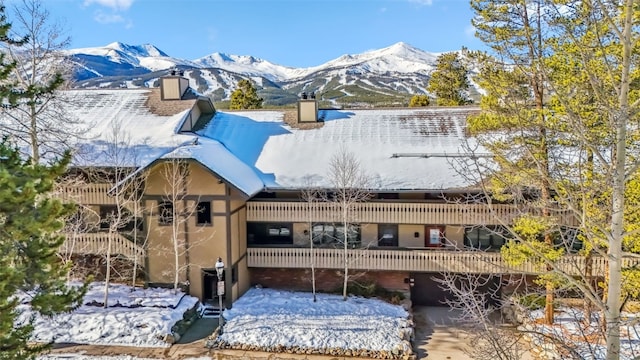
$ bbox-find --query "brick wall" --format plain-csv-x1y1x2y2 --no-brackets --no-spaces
250,268,410,293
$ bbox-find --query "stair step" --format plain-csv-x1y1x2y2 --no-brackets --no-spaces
200,305,224,318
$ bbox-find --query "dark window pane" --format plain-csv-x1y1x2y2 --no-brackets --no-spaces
196,201,212,226
247,222,293,245
159,201,173,225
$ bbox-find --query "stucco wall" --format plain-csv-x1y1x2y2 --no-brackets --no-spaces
143,161,248,301
399,224,424,247
361,223,377,247
445,225,464,248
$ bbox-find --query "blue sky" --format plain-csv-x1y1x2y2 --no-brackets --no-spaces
21,0,483,68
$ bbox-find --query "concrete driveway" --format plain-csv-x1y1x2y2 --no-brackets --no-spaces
413,306,474,359
413,306,535,360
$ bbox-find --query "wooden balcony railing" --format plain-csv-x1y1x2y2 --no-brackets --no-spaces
59,232,145,261
56,183,115,205
247,247,638,276
247,201,525,226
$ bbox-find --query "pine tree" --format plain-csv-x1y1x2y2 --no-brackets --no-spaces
426,52,471,106
467,0,640,357
0,138,85,359
0,4,85,357
229,79,263,110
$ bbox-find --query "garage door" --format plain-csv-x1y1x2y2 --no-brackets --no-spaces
411,273,501,307
410,273,455,306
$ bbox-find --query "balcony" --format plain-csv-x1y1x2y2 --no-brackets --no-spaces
247,201,529,226
247,247,638,276
59,232,145,261
57,183,115,205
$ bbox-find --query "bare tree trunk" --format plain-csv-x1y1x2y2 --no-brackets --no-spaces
301,184,320,302
173,200,180,291
103,232,112,308
309,196,317,302
132,201,138,287
604,2,633,357
342,207,348,301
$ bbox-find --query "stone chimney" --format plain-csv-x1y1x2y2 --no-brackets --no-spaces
160,69,190,100
297,91,318,122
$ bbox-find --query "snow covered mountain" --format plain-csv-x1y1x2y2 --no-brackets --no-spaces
68,42,477,107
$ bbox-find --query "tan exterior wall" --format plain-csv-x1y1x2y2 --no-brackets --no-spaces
146,199,190,285
361,223,377,247
230,199,245,213
234,257,250,301
231,212,240,268
186,164,225,195
143,161,235,300
445,225,464,248
161,78,180,100
180,105,200,132
399,224,424,248
298,100,318,122
161,77,189,100
187,199,225,300
293,223,308,246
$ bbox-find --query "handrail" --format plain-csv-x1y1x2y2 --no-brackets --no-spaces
246,247,628,276
59,232,145,261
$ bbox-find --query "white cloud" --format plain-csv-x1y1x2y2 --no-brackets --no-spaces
84,0,134,11
408,0,433,5
93,10,124,24
379,7,387,13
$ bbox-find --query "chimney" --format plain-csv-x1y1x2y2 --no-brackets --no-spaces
297,91,318,122
160,68,190,100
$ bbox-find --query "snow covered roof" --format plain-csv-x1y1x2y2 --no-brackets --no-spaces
65,89,197,168
43,88,482,195
198,107,483,192
160,139,265,197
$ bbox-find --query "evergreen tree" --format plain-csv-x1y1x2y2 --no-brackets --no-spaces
427,52,471,106
408,94,429,107
0,5,86,357
466,0,640,357
229,79,263,110
0,138,85,359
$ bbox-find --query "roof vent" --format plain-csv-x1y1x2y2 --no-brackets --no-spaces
160,68,189,101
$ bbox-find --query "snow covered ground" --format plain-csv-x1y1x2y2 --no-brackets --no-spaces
18,282,199,348
40,356,159,360
39,356,211,360
218,287,410,352
525,307,640,359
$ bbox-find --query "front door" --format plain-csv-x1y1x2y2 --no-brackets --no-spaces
425,225,445,247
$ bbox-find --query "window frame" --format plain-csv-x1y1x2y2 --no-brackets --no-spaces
158,201,174,226
312,223,361,248
247,222,294,245
464,226,507,251
378,223,399,247
196,201,212,226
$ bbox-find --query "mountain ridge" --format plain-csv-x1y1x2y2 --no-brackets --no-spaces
66,41,475,107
